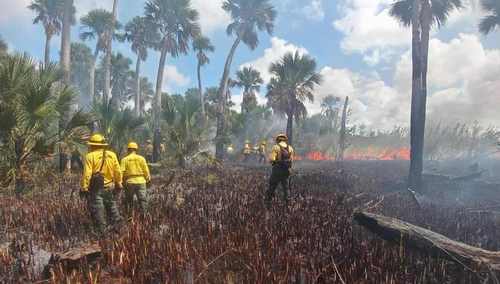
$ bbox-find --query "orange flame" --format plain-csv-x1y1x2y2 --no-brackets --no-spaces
300,147,410,161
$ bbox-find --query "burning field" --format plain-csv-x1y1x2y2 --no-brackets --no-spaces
1,161,500,283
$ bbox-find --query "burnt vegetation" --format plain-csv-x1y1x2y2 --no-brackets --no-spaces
2,162,500,283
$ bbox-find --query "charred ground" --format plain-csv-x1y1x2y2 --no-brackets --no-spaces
1,160,500,283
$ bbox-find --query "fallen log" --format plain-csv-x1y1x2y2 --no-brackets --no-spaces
354,211,500,271
44,242,102,277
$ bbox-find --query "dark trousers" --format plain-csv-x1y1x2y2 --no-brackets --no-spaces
123,183,148,215
265,166,290,205
88,188,122,234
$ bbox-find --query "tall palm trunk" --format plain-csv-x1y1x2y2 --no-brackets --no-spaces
215,37,241,160
408,0,423,192
286,113,294,146
134,54,141,117
104,0,118,106
90,47,99,103
197,60,205,119
60,0,72,84
59,0,73,173
153,47,168,162
44,32,52,66
286,91,294,145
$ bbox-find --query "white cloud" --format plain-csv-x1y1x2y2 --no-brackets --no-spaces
231,91,267,113
333,0,410,54
394,33,500,126
0,0,31,24
303,0,325,21
240,37,309,83
191,0,231,34
75,0,114,18
162,65,190,92
309,67,409,130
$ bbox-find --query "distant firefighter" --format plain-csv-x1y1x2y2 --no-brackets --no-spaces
266,134,294,206
145,139,153,163
243,140,252,162
121,142,151,215
259,140,267,164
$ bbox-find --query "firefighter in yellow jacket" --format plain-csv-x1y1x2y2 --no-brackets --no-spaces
243,140,252,162
121,142,151,214
265,134,294,206
80,134,123,233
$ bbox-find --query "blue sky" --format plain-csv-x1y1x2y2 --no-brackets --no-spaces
1,0,500,129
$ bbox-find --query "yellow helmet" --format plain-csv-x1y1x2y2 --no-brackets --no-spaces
245,140,250,144
276,133,288,143
127,142,139,150
261,140,267,145
87,133,108,146
146,139,152,144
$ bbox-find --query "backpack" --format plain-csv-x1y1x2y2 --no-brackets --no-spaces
277,144,292,169
89,150,106,192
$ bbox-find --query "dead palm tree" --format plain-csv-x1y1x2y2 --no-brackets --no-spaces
479,0,500,35
266,51,322,145
215,0,277,160
192,35,214,118
144,0,201,162
28,0,64,66
389,0,462,192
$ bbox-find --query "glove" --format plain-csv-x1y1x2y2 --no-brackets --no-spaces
79,191,89,199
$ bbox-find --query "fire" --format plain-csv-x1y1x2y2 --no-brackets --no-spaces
300,147,410,161
346,147,410,161
306,151,334,161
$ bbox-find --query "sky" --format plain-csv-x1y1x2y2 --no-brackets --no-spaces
1,0,500,130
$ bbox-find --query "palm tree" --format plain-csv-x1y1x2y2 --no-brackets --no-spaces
390,0,462,192
144,0,201,162
215,0,277,160
235,67,263,114
192,35,214,118
320,95,341,133
70,42,93,107
266,51,322,146
122,16,158,116
0,36,8,58
479,0,500,35
60,0,74,84
0,55,90,195
104,0,119,106
28,0,64,66
95,52,134,108
80,9,120,103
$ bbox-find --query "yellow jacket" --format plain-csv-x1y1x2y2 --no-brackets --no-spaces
121,152,151,185
259,144,267,154
81,149,122,191
145,143,153,155
243,144,252,154
270,142,295,164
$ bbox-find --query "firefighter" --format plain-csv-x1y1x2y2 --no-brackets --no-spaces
243,140,252,162
265,134,294,206
80,134,123,234
259,140,267,164
145,139,153,163
121,142,151,215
